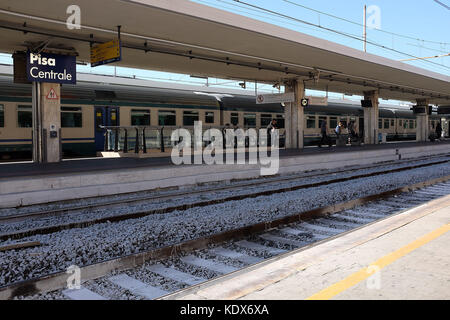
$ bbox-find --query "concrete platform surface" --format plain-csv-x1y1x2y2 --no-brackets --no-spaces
163,194,450,300
1,140,449,179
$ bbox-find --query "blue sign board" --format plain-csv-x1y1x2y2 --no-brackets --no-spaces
27,52,76,84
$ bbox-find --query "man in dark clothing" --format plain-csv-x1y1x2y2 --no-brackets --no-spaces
436,123,443,140
319,120,332,148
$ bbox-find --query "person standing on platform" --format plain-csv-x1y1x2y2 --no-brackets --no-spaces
335,121,342,139
319,120,332,148
267,119,278,147
436,122,443,140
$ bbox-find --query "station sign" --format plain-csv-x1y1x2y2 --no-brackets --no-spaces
307,96,328,106
26,52,76,84
90,39,122,67
256,92,295,104
412,105,432,115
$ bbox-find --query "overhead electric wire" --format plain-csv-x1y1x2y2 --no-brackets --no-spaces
407,43,449,54
196,0,365,41
399,53,450,61
231,0,450,72
283,0,450,46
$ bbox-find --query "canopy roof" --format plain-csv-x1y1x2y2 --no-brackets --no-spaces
0,0,449,104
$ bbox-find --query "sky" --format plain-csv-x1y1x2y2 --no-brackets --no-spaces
1,0,449,101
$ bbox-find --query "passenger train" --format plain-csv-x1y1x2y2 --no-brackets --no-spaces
0,74,446,160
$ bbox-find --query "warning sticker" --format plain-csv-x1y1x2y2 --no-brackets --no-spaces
46,88,58,100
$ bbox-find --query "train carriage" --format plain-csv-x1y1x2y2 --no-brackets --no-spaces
0,74,446,160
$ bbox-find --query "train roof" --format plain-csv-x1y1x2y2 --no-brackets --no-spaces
0,73,443,118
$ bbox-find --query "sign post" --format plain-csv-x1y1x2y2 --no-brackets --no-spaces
256,92,295,104
24,51,77,163
27,52,76,84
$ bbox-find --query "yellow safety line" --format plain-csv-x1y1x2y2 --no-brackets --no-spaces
307,223,450,300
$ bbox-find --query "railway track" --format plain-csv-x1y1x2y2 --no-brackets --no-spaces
2,174,450,300
2,154,449,224
1,155,449,242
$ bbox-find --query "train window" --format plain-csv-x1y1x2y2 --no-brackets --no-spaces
230,113,239,126
403,121,408,129
378,119,383,129
306,116,316,129
159,110,176,126
261,114,273,127
61,107,82,128
0,104,4,127
205,112,214,124
330,117,337,130
319,116,327,128
391,119,395,127
399,120,403,127
110,109,118,127
384,119,390,129
276,115,285,129
409,120,414,129
183,111,199,126
244,113,256,128
17,105,32,128
131,109,150,126
414,120,417,129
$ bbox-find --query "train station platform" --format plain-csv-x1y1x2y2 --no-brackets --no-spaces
163,193,450,300
0,140,449,208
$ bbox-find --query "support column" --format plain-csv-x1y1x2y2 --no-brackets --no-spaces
284,80,305,149
32,82,42,163
363,90,379,145
415,99,429,142
35,83,62,163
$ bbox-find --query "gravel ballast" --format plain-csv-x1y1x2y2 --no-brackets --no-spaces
1,161,449,287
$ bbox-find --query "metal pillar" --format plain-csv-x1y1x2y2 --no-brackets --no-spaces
363,90,380,145
284,80,305,149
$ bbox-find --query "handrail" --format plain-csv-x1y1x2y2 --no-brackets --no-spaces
99,125,286,153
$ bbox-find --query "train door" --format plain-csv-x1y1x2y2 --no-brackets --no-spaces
94,106,119,151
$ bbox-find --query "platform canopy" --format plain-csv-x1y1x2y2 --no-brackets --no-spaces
0,0,449,104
